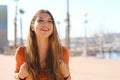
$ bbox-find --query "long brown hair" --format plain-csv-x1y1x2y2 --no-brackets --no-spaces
25,9,64,80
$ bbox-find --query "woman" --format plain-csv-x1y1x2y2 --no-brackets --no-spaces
14,9,71,80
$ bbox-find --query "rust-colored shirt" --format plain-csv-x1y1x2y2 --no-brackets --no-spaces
15,45,71,80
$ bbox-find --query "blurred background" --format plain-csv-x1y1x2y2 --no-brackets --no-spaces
0,0,120,59
0,0,120,80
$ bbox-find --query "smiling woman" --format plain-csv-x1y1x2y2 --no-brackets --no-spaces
14,9,71,80
31,12,54,38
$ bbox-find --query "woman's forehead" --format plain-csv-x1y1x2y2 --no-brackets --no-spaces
37,13,51,18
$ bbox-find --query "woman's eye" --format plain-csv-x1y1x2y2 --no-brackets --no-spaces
38,20,43,22
48,21,53,23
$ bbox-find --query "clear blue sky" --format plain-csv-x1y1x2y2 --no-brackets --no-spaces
0,0,120,41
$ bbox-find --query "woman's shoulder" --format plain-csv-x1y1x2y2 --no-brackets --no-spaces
15,45,25,59
16,45,25,51
62,46,69,54
62,46,69,64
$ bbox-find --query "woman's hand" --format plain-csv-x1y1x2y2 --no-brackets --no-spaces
60,60,70,78
18,63,29,79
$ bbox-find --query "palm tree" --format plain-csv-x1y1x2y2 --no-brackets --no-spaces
19,9,24,45
66,0,70,50
14,0,19,47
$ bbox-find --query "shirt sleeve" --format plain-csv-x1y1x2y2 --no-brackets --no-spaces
14,46,25,73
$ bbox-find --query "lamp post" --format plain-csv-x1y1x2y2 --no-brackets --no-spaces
66,0,70,49
83,12,88,56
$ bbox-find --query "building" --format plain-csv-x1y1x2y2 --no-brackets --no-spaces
0,5,8,53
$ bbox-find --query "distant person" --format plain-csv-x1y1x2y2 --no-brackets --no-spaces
14,9,71,80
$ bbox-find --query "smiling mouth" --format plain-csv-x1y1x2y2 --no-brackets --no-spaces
41,28,49,31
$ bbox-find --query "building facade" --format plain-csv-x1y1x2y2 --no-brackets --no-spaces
0,5,8,53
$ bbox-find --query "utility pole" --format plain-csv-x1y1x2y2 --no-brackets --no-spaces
66,0,70,49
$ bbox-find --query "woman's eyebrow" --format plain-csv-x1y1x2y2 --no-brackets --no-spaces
38,16,43,19
48,18,52,21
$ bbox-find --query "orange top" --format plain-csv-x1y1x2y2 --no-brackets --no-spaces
15,45,71,80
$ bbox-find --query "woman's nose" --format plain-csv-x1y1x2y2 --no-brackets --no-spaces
40,21,48,25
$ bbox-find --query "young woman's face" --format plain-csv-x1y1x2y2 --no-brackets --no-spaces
32,12,53,38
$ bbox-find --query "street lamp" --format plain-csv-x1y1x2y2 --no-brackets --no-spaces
83,12,88,56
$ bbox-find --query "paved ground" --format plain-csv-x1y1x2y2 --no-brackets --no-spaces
0,54,120,80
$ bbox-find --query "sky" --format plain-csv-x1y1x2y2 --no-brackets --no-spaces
0,0,120,41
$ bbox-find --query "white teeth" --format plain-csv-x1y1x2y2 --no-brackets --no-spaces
41,28,49,31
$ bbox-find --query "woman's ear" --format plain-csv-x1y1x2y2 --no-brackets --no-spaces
31,25,34,31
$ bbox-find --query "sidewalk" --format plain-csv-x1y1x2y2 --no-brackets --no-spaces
70,56,120,80
0,54,120,80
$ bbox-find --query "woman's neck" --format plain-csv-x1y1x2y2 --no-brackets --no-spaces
37,38,49,65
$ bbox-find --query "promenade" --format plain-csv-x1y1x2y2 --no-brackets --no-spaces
0,54,120,80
